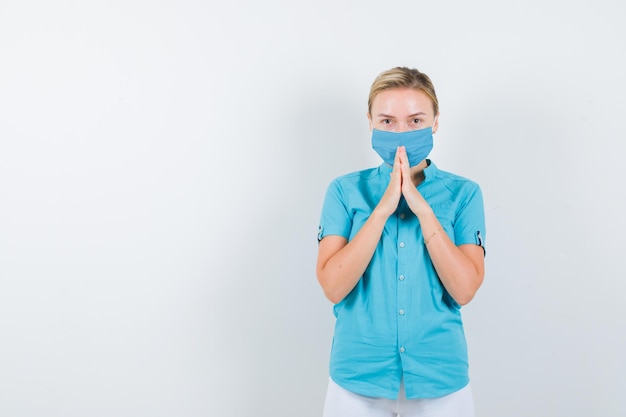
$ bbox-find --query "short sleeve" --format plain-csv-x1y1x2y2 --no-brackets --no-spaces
453,183,486,253
318,179,352,242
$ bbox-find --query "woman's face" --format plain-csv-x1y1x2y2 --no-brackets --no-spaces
368,88,439,134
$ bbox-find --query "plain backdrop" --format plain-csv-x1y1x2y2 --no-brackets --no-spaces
1,0,625,416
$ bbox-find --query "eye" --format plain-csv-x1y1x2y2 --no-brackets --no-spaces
382,119,392,124
412,118,422,125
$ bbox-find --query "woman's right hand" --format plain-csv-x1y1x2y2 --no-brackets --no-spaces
317,148,402,304
374,147,402,218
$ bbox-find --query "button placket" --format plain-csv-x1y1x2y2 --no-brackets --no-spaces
396,206,412,363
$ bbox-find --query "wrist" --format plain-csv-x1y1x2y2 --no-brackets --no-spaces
371,206,393,221
424,228,442,245
413,205,434,219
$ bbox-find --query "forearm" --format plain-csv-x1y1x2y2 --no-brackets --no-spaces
317,209,389,304
418,210,484,306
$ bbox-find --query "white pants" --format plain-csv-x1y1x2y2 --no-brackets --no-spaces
322,378,475,417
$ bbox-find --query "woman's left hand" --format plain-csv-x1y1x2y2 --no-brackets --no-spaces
397,146,432,217
396,146,484,306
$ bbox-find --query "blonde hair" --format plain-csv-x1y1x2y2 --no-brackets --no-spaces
368,67,439,116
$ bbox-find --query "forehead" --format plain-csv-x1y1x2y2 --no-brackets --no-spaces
371,88,434,116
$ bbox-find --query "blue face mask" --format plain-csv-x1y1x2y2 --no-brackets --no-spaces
371,127,434,167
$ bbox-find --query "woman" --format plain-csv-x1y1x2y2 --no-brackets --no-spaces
316,67,486,417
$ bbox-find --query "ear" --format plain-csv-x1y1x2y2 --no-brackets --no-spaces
367,111,373,131
432,113,440,134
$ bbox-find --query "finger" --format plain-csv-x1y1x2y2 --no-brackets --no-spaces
395,146,406,167
399,145,411,168
398,146,410,175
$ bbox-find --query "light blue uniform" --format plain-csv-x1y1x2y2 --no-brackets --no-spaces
318,160,486,400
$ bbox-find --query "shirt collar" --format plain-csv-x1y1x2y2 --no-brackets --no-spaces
378,159,439,181
423,159,438,182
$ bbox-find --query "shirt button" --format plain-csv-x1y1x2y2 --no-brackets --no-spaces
399,242,405,248
399,309,405,315
400,347,405,353
399,275,405,281
399,213,406,219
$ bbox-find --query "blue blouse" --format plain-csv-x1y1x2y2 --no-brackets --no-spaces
318,160,486,399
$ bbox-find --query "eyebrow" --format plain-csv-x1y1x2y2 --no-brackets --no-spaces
376,112,427,118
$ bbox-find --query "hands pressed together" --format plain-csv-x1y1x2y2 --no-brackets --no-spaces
318,146,484,306
376,146,432,219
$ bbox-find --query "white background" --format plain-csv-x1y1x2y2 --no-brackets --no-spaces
1,0,625,416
